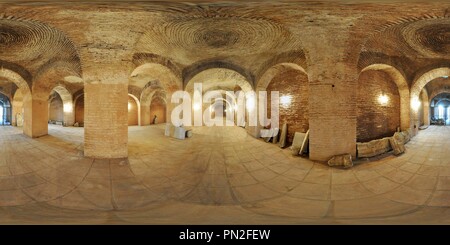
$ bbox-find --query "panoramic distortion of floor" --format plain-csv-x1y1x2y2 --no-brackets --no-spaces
0,125,449,224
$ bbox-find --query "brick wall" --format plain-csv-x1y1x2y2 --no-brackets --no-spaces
266,69,309,143
48,93,63,122
84,83,128,158
75,94,84,124
150,97,166,124
357,70,400,142
11,90,23,126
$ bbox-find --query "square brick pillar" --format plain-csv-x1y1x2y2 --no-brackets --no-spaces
84,83,128,158
140,105,150,126
22,94,33,137
308,63,357,162
30,98,49,137
22,96,48,138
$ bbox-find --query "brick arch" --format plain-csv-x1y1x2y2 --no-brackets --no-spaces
411,67,450,99
256,63,307,92
130,63,182,93
32,63,80,100
255,62,309,142
0,68,32,136
183,61,255,89
185,67,253,94
0,91,11,105
436,98,450,106
0,68,31,95
429,88,450,102
411,67,450,132
360,64,410,131
140,87,165,108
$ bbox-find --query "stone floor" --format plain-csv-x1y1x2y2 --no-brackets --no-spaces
0,124,449,224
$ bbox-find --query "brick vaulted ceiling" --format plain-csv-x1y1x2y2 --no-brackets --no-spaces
0,0,449,92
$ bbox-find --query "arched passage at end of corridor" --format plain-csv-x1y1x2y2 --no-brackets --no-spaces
430,93,450,125
73,92,84,126
130,62,181,126
411,67,450,132
256,63,308,144
429,88,450,104
0,92,11,125
140,87,167,126
128,94,140,126
185,67,254,129
48,85,74,127
357,64,410,143
185,67,254,93
149,91,167,125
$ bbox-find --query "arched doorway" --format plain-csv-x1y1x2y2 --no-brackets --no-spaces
430,93,450,125
48,91,64,124
128,94,139,126
266,68,308,144
257,63,309,144
130,62,182,126
411,67,450,133
357,68,401,142
74,94,84,126
185,67,254,129
436,99,450,124
47,86,74,127
149,96,166,124
0,93,11,125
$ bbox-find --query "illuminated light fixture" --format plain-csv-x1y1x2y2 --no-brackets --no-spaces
63,103,73,113
411,97,421,111
280,95,292,108
443,76,449,79
128,102,132,111
378,94,389,105
193,102,201,111
246,95,255,111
